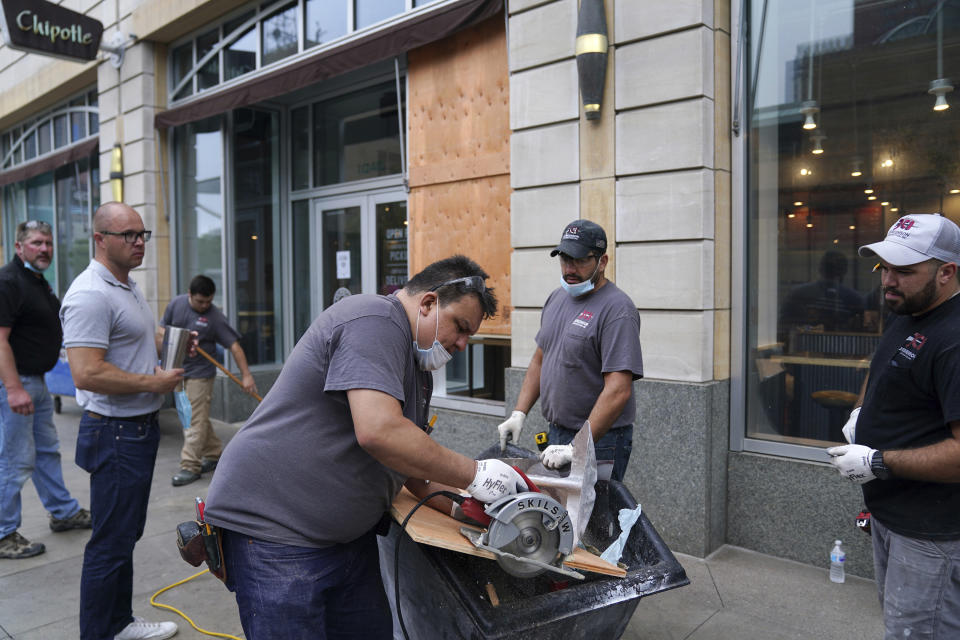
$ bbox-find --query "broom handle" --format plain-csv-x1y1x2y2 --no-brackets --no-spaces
195,346,263,402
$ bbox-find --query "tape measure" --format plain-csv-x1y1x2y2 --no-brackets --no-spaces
535,431,549,452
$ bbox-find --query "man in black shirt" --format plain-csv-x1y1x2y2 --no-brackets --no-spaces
827,213,960,637
0,221,90,559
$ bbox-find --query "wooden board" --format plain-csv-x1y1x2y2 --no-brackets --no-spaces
390,488,626,578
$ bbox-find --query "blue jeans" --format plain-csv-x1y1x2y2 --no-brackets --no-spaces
223,528,393,640
0,375,80,537
75,411,159,640
548,423,633,482
872,517,960,639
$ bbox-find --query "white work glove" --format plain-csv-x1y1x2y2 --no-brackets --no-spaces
842,406,861,444
498,410,526,454
540,444,574,470
826,444,877,484
467,459,529,503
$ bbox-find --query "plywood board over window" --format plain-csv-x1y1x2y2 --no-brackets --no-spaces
407,11,511,336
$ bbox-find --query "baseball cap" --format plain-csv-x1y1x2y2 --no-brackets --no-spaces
859,213,960,266
550,220,608,259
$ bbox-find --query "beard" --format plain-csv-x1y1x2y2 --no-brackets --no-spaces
884,273,938,315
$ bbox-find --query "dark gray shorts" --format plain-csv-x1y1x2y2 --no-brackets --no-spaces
872,517,960,639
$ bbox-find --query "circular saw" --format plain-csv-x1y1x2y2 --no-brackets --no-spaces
459,470,583,580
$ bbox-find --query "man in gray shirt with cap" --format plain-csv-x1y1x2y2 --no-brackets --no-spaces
498,220,643,482
827,213,960,638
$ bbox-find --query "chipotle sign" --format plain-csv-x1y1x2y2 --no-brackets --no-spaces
1,0,103,62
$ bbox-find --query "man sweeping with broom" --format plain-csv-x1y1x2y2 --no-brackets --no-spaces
162,275,258,487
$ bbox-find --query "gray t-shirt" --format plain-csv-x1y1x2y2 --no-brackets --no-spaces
161,294,241,378
204,293,432,548
536,282,643,429
60,260,163,417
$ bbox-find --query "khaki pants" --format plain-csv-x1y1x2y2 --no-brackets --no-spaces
179,377,221,473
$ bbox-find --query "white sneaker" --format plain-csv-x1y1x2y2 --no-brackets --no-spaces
114,616,178,640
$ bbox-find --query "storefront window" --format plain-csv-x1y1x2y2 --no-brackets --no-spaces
313,81,402,186
225,12,257,81
262,3,298,67
290,106,310,191
197,28,221,91
291,199,312,342
174,116,224,302
54,159,95,297
745,0,960,449
355,0,405,30
304,0,347,47
233,108,280,365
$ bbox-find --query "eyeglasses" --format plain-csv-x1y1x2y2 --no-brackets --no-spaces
97,230,152,244
20,220,52,233
429,275,486,293
558,253,599,268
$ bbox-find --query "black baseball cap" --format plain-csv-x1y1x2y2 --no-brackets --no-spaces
550,220,608,259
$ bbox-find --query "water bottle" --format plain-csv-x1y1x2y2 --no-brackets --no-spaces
830,540,846,583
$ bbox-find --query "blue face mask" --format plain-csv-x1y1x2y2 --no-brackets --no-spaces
560,258,601,298
413,296,453,371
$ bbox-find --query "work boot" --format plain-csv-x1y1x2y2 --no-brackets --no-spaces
200,458,218,474
50,507,92,532
0,531,45,559
113,616,178,640
171,469,201,487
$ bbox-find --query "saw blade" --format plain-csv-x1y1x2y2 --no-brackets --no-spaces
490,510,561,578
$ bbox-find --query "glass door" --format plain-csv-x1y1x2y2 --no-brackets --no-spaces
311,190,407,316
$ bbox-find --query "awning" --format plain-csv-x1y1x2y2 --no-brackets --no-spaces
0,137,99,187
155,0,502,130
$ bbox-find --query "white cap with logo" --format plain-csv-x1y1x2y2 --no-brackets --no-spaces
859,213,960,266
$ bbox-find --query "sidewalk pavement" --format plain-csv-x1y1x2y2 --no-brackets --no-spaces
0,397,884,640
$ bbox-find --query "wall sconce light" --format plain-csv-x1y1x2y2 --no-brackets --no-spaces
575,0,608,121
799,167,811,176
929,79,954,111
110,143,123,202
850,158,863,177
800,100,819,130
849,225,856,230
881,158,894,168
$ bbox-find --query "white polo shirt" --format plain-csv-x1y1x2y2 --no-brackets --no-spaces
60,260,162,417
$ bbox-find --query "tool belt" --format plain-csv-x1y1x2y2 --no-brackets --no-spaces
176,520,226,583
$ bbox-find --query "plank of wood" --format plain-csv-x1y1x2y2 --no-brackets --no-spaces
390,488,626,578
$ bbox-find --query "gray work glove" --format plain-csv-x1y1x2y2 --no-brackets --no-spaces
497,410,525,454
826,444,877,484
842,407,861,444
467,459,529,503
539,444,574,470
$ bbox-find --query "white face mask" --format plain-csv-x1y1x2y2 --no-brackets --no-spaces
560,258,601,297
413,296,453,371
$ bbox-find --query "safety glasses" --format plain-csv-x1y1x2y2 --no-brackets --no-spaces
429,275,486,293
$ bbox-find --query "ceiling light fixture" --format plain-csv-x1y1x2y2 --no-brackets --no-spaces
850,158,863,177
864,188,874,194
794,201,803,206
929,8,953,112
800,100,819,130
950,189,960,194
881,201,890,206
811,133,825,154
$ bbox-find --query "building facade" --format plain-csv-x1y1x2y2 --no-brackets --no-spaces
2,0,958,578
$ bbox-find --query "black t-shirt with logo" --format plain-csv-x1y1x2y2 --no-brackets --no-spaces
0,256,63,375
859,293,960,539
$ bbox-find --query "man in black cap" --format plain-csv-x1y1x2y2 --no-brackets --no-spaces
497,220,643,481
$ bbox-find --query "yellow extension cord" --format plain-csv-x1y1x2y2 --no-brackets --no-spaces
150,569,242,640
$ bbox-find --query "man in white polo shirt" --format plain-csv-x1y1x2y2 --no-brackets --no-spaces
61,202,185,640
